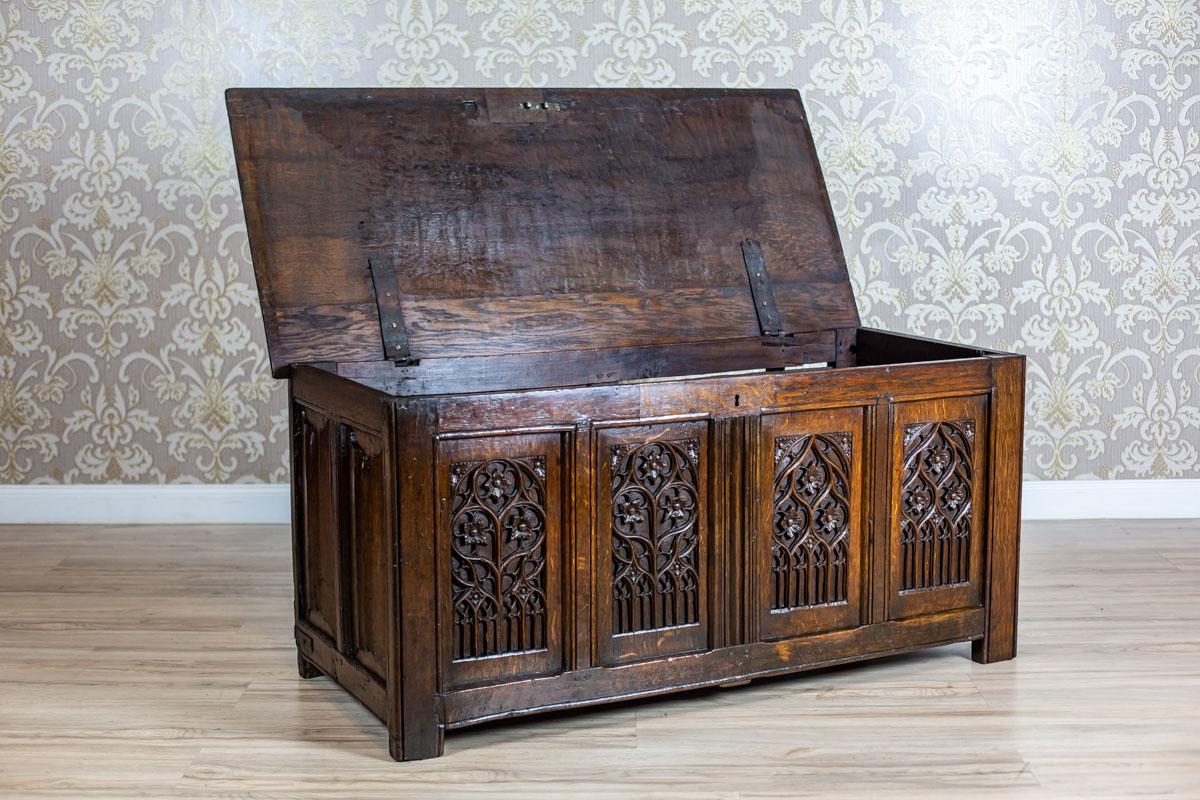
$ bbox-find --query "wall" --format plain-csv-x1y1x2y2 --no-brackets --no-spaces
1,0,1197,485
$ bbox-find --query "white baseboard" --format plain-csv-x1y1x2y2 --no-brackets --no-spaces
0,484,291,525
0,480,1197,525
1020,479,1200,521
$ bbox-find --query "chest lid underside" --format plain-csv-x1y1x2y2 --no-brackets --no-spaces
227,88,858,378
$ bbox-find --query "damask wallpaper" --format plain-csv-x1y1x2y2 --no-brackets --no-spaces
0,0,1197,484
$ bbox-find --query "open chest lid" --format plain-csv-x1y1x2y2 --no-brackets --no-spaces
227,88,859,377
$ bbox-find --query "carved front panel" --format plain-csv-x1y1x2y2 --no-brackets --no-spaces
772,432,852,611
759,408,865,641
596,421,709,666
899,420,975,593
609,439,701,635
888,396,987,620
449,456,549,660
438,433,562,689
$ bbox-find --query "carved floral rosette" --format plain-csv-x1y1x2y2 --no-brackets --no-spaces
609,439,701,635
449,456,548,660
771,432,853,610
899,420,974,592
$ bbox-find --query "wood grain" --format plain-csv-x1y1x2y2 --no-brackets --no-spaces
1,520,1196,797
226,88,859,374
974,355,1025,663
758,406,867,639
228,85,1030,768
391,401,442,760
282,322,1024,764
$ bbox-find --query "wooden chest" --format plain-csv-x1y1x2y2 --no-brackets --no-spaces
227,88,1024,761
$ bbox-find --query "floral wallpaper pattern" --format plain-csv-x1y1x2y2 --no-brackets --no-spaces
0,0,1197,484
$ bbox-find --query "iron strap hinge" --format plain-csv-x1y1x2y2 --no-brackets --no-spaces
740,238,785,337
367,257,414,363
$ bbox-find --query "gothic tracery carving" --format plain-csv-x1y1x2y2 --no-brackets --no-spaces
449,457,548,660
899,420,974,592
610,439,701,634
771,432,853,610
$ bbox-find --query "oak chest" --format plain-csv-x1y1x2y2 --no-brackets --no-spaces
227,88,1024,761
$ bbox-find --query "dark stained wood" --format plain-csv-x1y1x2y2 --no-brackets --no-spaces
227,88,858,375
289,382,321,681
867,395,890,626
737,413,759,645
288,373,393,711
297,653,321,679
391,401,443,760
295,622,386,721
429,357,995,433
293,404,339,642
443,606,986,727
345,426,389,680
758,406,867,640
570,423,594,671
234,89,1023,762
855,327,1006,365
436,432,565,688
283,350,1021,762
594,421,711,666
710,416,734,649
335,332,838,397
974,355,1025,663
886,395,989,620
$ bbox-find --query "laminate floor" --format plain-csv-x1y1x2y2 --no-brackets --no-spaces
0,520,1197,798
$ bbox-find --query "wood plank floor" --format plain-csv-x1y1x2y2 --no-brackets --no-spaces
1,520,1197,799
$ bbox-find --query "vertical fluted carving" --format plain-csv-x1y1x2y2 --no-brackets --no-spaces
900,420,975,592
610,439,701,634
449,457,548,660
771,432,852,610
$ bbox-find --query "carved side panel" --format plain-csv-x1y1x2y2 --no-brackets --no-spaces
899,420,975,593
888,396,987,620
609,439,701,635
438,433,563,689
771,432,852,611
596,421,710,666
449,456,549,660
293,404,339,642
758,407,865,641
345,428,390,681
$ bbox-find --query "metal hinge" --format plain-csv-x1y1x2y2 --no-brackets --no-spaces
740,238,785,337
367,257,415,364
